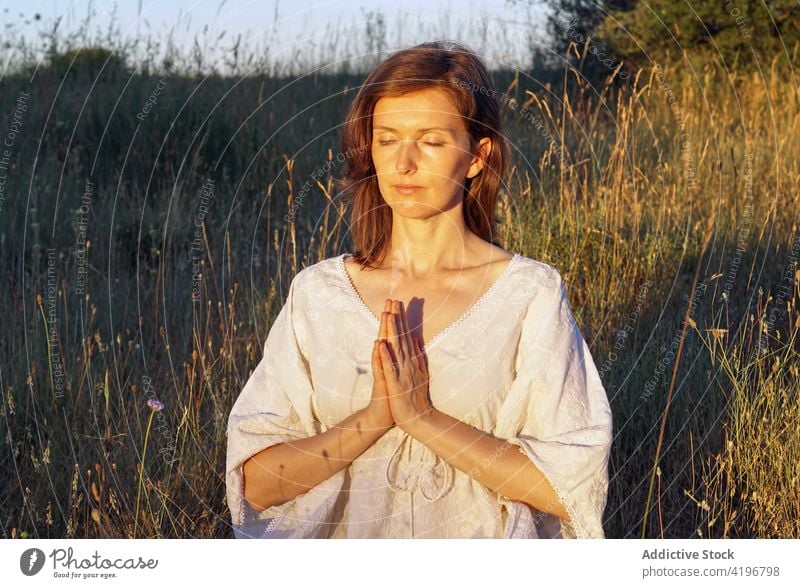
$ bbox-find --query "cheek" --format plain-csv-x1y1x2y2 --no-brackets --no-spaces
371,150,389,174
436,155,470,182
369,148,465,181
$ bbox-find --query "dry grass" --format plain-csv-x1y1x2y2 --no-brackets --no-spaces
0,23,798,538
686,287,800,538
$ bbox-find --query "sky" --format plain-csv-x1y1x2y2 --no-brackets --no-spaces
1,0,551,74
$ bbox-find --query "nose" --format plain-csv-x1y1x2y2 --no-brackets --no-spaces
395,139,418,173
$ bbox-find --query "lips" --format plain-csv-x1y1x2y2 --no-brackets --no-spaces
394,184,423,194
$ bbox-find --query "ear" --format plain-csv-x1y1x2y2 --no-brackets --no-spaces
466,137,492,179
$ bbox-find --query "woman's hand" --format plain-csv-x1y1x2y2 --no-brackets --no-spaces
378,299,433,431
367,300,395,430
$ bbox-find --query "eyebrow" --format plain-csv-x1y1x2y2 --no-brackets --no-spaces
373,125,455,134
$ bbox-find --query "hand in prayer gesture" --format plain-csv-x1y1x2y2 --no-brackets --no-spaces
370,299,433,431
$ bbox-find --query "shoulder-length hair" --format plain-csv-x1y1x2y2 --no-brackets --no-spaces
335,41,511,269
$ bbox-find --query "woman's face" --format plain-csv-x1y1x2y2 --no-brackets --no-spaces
371,87,491,218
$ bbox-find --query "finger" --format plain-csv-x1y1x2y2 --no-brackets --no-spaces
378,340,397,378
397,300,415,362
379,301,396,364
408,333,419,369
380,311,396,361
412,332,428,370
371,339,385,379
379,300,389,340
412,335,424,371
419,339,429,373
386,305,404,364
391,301,408,363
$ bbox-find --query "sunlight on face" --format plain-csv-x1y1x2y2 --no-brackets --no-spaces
371,87,489,218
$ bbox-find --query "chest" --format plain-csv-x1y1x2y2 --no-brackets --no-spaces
343,261,509,345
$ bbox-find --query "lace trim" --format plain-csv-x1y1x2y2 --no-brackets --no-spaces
235,465,287,538
336,252,521,351
549,480,585,539
261,513,284,538
237,473,246,528
512,444,586,539
336,254,378,328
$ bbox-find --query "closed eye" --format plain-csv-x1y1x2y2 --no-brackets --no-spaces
377,140,444,147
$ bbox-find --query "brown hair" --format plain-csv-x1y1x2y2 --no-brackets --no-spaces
335,41,511,269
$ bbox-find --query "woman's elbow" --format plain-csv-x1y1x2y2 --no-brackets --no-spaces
242,456,282,511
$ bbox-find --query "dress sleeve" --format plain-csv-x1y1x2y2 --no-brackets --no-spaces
493,268,613,539
225,271,345,538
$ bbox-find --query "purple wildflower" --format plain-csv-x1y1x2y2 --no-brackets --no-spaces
147,399,165,411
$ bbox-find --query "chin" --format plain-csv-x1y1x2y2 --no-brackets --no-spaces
392,201,431,214
380,189,458,217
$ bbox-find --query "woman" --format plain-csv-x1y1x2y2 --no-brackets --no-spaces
226,41,612,538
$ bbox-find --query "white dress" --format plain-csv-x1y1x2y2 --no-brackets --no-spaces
226,252,613,539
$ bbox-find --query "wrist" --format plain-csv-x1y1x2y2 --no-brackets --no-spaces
397,405,437,437
362,403,394,433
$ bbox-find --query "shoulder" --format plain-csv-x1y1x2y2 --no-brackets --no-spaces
512,253,565,295
283,255,349,320
279,256,345,345
290,254,343,291
511,256,580,339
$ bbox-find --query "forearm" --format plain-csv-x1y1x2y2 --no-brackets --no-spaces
243,406,391,511
404,409,571,522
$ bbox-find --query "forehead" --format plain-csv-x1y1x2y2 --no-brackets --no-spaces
372,87,465,131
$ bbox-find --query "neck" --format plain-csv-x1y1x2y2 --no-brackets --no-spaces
385,220,480,280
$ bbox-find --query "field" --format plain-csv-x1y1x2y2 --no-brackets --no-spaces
0,17,798,538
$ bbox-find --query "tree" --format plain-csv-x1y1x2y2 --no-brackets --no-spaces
541,1,634,57
514,1,636,82
594,1,800,73
528,0,799,79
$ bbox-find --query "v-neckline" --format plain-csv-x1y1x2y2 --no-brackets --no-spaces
336,252,521,351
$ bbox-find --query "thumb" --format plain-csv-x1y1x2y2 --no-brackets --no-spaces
371,339,385,381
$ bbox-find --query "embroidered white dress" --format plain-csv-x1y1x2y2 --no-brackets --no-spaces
226,252,613,539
